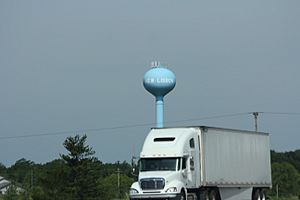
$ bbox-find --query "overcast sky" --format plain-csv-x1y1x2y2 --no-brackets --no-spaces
1,0,299,166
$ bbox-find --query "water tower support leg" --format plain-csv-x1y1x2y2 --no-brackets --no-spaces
156,97,164,128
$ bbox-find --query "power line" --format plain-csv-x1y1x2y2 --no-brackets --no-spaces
0,123,155,140
0,111,299,141
0,112,249,140
248,111,300,132
247,111,300,115
262,112,300,115
166,112,250,124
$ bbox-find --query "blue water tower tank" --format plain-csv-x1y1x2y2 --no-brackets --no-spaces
143,61,176,128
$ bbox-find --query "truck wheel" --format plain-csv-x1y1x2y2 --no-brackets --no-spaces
209,190,220,200
203,191,209,200
179,190,186,200
252,189,261,200
260,190,266,200
204,193,209,200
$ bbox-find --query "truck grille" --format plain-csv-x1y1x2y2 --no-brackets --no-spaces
140,178,165,190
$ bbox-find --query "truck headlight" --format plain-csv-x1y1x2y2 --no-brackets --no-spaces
166,187,177,193
129,188,139,195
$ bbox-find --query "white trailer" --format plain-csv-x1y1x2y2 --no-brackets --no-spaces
129,126,272,200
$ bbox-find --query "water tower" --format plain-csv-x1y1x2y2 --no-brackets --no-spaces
143,61,176,128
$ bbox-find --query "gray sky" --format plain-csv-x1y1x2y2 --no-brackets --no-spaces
0,0,299,166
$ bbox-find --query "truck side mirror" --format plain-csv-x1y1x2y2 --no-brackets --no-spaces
190,158,195,171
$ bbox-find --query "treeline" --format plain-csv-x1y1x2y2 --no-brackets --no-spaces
270,150,300,198
1,134,300,200
0,135,136,200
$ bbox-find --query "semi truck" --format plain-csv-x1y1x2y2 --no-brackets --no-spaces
129,126,272,200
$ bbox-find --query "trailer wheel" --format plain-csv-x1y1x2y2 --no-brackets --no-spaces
252,189,261,200
260,190,266,200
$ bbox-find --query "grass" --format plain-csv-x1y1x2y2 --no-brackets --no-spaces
269,196,299,200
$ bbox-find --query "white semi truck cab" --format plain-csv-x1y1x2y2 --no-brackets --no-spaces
129,126,272,200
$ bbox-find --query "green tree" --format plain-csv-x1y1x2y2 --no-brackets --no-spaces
38,159,68,200
0,163,6,175
98,173,133,200
7,158,34,186
29,186,45,200
271,162,300,197
271,150,300,172
60,134,100,200
2,186,19,200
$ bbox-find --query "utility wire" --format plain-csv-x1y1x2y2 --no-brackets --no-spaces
166,112,250,124
248,111,300,132
0,111,299,140
0,112,250,140
261,112,300,115
0,123,155,140
247,111,300,115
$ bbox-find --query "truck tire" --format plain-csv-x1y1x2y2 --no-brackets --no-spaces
204,192,209,200
179,190,186,200
196,190,207,200
252,189,261,200
209,190,220,200
260,190,266,200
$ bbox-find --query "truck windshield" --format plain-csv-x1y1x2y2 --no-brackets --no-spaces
140,158,178,172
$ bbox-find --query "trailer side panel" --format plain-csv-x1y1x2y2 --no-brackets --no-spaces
201,127,272,187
